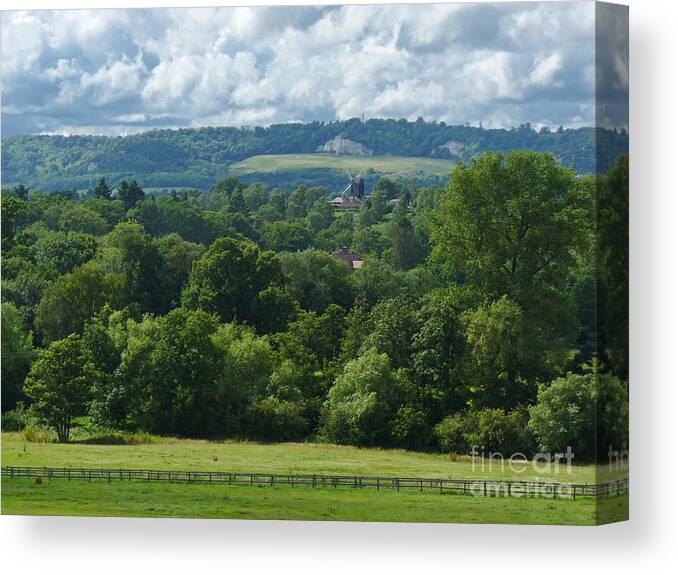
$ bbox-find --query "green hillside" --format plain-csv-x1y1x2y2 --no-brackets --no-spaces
1,118,628,192
231,154,456,177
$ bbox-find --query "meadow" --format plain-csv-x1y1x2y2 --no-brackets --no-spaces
3,476,628,525
229,154,456,177
1,432,627,483
1,433,627,524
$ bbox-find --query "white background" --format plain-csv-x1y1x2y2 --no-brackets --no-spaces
1,0,676,573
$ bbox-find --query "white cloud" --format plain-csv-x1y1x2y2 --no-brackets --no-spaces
1,3,598,136
527,53,563,88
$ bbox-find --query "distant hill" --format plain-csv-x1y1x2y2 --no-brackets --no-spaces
0,118,628,192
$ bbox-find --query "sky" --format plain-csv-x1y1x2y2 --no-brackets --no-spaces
0,2,609,137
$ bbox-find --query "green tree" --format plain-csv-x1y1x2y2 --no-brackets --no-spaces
463,296,539,410
528,369,628,461
34,262,125,343
262,221,312,252
598,155,629,379
153,233,205,312
57,203,109,235
93,177,113,200
1,196,27,250
279,249,354,313
23,334,97,442
322,348,402,446
389,199,422,270
1,302,34,411
364,297,417,369
431,151,587,355
96,223,164,313
117,309,225,436
117,179,145,210
182,237,294,332
32,230,98,275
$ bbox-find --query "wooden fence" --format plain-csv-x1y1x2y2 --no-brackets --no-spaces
1,466,628,499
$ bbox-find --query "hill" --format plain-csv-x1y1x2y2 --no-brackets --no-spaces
1,118,628,192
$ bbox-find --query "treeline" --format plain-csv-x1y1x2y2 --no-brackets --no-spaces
0,152,629,461
1,119,628,191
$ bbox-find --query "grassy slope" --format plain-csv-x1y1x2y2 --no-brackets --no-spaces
1,434,628,524
2,478,613,525
230,154,456,177
1,433,625,483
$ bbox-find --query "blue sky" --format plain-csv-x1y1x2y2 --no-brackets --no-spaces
1,2,609,136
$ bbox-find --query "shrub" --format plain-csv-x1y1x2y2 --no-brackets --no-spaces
435,407,535,455
247,397,308,442
464,407,535,456
434,413,469,454
322,348,401,446
390,406,432,450
528,371,628,461
22,426,52,443
1,405,29,432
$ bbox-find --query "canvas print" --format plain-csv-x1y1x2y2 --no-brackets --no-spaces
0,2,628,525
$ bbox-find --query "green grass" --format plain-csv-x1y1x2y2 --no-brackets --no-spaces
1,477,623,525
1,433,626,484
230,154,456,177
1,434,628,524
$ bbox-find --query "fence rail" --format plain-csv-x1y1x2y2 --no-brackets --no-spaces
1,466,628,499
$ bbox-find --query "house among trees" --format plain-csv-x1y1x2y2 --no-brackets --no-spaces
329,175,365,210
332,247,364,270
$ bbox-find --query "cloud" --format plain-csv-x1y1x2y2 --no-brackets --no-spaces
1,3,598,136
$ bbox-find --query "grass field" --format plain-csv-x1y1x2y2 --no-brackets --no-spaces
230,154,456,177
1,478,629,525
0,433,628,524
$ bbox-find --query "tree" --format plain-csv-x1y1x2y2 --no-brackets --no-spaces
411,288,470,418
462,296,539,410
364,297,417,369
117,309,227,436
1,302,34,411
279,249,354,313
431,152,587,354
262,221,312,252
57,203,109,235
23,334,97,442
153,233,205,312
389,199,422,270
1,196,27,250
598,155,629,379
34,262,125,343
322,348,402,446
96,223,164,313
93,177,113,200
528,369,628,461
118,179,145,210
182,237,294,332
32,230,98,275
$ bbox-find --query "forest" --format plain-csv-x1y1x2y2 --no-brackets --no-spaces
1,151,629,462
1,119,629,192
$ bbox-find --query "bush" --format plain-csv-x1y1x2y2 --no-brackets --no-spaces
528,371,628,461
22,426,52,443
435,407,536,455
247,397,308,442
390,406,432,450
1,405,29,431
434,413,469,454
464,407,535,456
322,348,401,446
